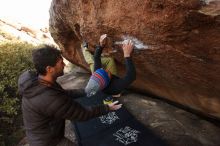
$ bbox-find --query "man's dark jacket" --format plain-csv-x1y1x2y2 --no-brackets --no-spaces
18,71,109,146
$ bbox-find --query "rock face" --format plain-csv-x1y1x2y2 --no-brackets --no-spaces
49,0,220,119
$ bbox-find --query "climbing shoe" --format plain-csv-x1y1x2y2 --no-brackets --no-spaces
81,41,89,50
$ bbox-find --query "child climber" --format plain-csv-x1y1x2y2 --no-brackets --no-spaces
82,34,136,97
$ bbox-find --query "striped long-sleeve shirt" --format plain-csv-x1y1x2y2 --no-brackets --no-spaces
94,45,136,95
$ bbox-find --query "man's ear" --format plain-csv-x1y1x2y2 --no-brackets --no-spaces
46,66,53,74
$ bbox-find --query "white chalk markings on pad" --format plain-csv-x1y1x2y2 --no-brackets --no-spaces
113,126,140,145
99,112,120,124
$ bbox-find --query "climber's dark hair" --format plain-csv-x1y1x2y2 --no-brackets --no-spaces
32,45,61,75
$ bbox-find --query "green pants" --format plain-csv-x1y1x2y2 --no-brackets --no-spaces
82,48,117,75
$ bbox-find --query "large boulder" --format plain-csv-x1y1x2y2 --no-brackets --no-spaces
49,0,220,119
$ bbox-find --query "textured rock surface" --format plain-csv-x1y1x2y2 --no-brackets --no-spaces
49,0,220,119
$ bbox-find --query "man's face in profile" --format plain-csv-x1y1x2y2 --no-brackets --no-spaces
52,57,65,78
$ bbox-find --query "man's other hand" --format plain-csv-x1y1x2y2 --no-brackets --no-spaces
108,101,122,111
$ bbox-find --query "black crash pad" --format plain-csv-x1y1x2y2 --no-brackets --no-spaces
73,92,168,146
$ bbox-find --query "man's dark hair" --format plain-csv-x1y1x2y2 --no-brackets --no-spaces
32,45,61,75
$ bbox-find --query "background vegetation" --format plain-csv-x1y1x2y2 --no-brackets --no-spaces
0,41,36,146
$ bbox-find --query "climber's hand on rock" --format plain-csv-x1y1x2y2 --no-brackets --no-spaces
122,40,134,57
100,34,107,47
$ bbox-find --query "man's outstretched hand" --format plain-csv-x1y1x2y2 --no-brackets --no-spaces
108,101,122,111
122,40,134,58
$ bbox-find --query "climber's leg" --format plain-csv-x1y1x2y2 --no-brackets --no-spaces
101,57,117,76
81,43,95,72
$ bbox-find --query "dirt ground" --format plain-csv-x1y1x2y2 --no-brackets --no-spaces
57,68,220,146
